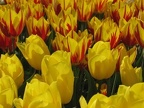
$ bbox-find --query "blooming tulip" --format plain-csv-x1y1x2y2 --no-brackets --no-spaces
0,75,17,108
117,83,144,107
0,53,24,87
116,43,137,71
26,16,50,40
119,18,138,46
88,41,118,80
108,1,134,24
77,0,95,21
52,30,92,64
94,17,120,48
13,79,61,108
17,34,50,70
41,50,74,104
120,56,142,86
0,7,25,38
46,6,77,35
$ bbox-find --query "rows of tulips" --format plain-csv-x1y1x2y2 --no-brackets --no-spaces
0,0,144,107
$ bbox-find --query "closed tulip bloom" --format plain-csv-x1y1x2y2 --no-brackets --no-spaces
17,34,50,70
117,83,144,107
41,50,74,104
88,41,118,80
26,16,50,40
13,79,61,108
0,7,25,38
0,53,24,88
120,56,143,86
0,75,17,108
116,43,137,71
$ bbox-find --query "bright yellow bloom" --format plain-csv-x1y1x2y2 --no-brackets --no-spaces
88,41,118,80
0,6,25,38
41,50,74,104
13,79,61,108
77,0,95,21
17,34,50,70
0,75,17,108
26,16,50,40
116,43,137,71
94,17,120,48
0,53,24,87
52,30,92,64
120,56,143,86
117,83,144,107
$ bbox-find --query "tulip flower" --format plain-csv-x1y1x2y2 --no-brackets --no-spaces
17,34,50,70
0,53,24,87
108,1,134,24
26,16,50,40
135,19,144,47
77,0,95,21
0,7,25,38
119,18,138,46
88,16,101,35
52,30,92,64
94,0,113,13
0,29,17,52
13,79,61,108
88,41,118,80
27,3,44,19
116,43,137,71
41,50,74,104
0,75,17,108
117,83,144,107
120,56,143,86
41,0,52,7
46,6,77,35
94,17,120,48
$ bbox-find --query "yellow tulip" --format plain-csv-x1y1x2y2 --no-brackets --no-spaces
94,17,120,48
120,56,143,86
0,6,25,38
0,53,24,88
53,30,92,64
117,83,144,107
77,0,95,21
88,41,118,80
13,79,61,108
108,1,134,24
26,16,50,40
46,5,77,35
115,43,137,71
17,34,50,70
0,75,17,108
119,18,138,46
41,50,74,104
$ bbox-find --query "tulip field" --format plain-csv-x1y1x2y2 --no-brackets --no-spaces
0,0,144,108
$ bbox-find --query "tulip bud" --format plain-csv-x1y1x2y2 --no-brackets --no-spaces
120,56,143,86
0,75,17,108
13,79,61,108
41,50,74,104
17,34,50,70
0,53,24,88
88,41,118,80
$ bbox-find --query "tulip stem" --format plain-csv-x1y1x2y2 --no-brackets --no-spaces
111,73,117,95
